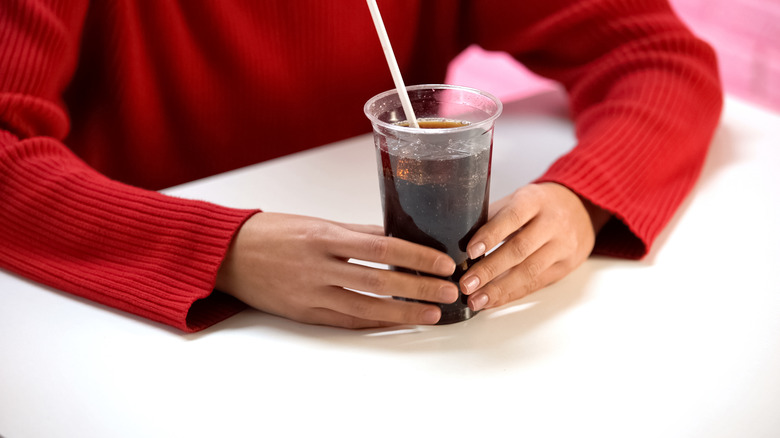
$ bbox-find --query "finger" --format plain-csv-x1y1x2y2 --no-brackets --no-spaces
467,188,542,260
334,262,459,303
467,243,563,311
297,307,398,329
329,230,456,277
487,194,512,219
337,223,386,236
460,217,551,295
315,286,442,325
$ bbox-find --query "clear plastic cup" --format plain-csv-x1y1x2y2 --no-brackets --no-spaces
364,84,502,324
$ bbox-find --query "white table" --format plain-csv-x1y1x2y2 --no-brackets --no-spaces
2,91,779,438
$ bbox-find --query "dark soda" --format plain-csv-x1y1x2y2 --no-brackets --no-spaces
376,119,492,324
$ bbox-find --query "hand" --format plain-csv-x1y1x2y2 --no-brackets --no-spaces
459,183,611,311
215,212,459,328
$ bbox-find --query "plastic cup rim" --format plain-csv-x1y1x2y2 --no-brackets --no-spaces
364,83,503,134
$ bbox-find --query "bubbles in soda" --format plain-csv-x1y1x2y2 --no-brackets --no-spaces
376,118,493,324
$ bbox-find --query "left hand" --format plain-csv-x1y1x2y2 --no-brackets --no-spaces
460,182,611,311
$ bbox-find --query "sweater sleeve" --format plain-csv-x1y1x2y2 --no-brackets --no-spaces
0,0,255,332
467,0,723,259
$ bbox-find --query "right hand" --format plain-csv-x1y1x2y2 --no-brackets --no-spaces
215,212,459,328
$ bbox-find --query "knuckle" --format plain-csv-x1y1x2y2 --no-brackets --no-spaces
367,236,390,260
361,269,387,293
416,280,433,301
504,206,526,228
507,238,533,261
483,282,508,307
302,221,335,242
346,299,375,320
478,260,499,280
522,260,544,281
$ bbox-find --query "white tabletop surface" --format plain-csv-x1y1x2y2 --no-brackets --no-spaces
2,91,779,438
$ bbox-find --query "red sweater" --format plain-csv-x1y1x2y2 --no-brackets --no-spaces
0,0,722,332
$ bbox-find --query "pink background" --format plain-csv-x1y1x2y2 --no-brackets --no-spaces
447,0,780,114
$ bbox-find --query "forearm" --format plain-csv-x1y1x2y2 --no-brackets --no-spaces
1,130,258,331
1,0,259,332
470,0,723,258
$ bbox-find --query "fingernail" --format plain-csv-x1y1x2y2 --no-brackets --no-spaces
470,293,489,311
462,276,480,294
468,242,486,259
422,308,441,324
434,256,456,275
438,284,459,303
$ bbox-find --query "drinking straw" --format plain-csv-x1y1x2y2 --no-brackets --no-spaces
366,0,420,128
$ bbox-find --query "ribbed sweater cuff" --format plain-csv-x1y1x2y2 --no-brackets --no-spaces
0,132,258,332
536,164,648,260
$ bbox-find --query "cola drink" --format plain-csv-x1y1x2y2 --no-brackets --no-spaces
365,85,502,324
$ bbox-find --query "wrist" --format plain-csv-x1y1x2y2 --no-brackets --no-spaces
578,195,611,235
215,212,260,296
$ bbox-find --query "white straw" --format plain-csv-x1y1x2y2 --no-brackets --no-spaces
366,0,419,128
